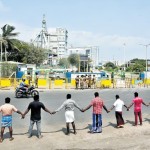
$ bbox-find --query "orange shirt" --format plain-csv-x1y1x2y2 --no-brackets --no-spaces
0,104,18,116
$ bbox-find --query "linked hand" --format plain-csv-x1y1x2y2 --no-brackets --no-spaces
81,109,84,112
51,111,56,115
107,110,111,113
21,114,25,119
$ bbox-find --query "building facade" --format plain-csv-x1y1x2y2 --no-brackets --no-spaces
67,46,100,69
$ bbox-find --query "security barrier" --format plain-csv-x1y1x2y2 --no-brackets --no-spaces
0,78,11,88
100,79,112,88
0,77,150,89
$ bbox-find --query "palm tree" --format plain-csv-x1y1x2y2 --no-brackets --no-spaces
0,24,19,61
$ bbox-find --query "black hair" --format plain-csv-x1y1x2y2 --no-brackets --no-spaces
94,92,99,97
134,92,138,97
22,78,25,82
67,94,71,99
34,94,39,101
116,95,119,99
5,97,10,103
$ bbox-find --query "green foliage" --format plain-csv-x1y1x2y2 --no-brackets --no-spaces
68,53,79,67
126,58,145,72
1,62,17,77
104,62,117,71
6,41,46,65
59,58,69,68
21,43,46,65
1,24,46,65
0,24,20,61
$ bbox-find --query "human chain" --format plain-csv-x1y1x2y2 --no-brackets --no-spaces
0,92,149,142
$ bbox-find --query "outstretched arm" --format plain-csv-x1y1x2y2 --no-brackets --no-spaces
74,102,82,111
22,108,29,118
124,105,128,109
142,101,149,106
82,104,92,112
103,105,109,113
128,102,134,109
53,102,65,114
16,110,23,118
108,105,115,112
44,107,52,114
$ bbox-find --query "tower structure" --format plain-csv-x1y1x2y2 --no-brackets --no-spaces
33,15,68,66
34,14,50,49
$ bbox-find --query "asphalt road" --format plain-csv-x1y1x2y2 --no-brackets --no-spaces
0,88,150,131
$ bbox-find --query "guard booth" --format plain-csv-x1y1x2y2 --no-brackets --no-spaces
16,64,36,79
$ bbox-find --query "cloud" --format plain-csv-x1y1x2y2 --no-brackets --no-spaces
0,1,9,12
0,21,150,61
68,30,150,61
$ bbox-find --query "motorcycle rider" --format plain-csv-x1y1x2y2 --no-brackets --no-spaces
19,79,28,93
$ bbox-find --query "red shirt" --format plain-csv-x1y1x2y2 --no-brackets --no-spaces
132,97,143,112
90,97,104,114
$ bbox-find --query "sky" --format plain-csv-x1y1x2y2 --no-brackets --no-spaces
1,0,150,62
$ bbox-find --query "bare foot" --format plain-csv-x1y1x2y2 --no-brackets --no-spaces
65,132,70,135
0,138,3,143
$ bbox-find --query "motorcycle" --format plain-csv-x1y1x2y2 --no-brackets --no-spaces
15,85,39,98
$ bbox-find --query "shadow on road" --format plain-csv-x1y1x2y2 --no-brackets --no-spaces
143,118,150,123
41,125,90,135
103,122,116,128
125,120,135,126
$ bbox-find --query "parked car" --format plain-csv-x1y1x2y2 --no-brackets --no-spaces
49,72,66,80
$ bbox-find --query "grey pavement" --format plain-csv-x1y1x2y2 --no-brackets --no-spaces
0,88,150,130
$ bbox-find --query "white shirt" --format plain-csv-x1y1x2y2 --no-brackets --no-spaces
113,99,124,112
55,99,81,112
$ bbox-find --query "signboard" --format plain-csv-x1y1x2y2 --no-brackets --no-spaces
148,60,150,71
80,55,88,61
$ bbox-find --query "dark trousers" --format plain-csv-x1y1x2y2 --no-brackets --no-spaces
115,111,124,126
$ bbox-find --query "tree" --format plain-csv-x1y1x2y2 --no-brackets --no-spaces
59,58,69,68
126,58,145,72
0,24,19,61
21,43,46,65
68,54,79,67
104,62,117,71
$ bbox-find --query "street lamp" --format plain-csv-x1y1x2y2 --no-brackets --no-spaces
139,44,150,76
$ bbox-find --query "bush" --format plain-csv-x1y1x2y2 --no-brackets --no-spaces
0,62,17,78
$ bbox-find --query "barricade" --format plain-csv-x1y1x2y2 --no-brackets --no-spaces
37,78,48,89
0,78,11,88
52,79,66,89
100,79,112,88
1,77,150,90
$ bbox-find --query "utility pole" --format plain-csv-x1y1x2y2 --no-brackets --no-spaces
0,40,2,62
139,44,150,78
123,43,126,71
